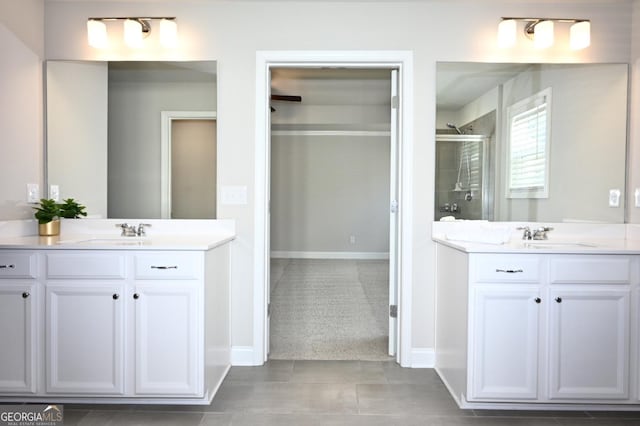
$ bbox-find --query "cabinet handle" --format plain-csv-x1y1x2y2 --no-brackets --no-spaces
22,292,30,299
534,297,541,304
555,297,562,303
150,265,178,270
112,294,120,300
495,269,523,273
133,293,140,300
0,264,16,269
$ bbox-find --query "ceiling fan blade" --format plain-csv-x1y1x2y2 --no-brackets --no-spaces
270,94,302,102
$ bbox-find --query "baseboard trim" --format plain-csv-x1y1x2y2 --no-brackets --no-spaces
230,346,258,366
232,345,433,367
411,348,435,368
271,251,389,260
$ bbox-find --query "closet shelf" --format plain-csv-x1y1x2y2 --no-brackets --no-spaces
271,123,391,136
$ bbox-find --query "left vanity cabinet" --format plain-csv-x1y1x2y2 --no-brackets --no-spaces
45,252,126,395
0,252,39,394
0,238,232,405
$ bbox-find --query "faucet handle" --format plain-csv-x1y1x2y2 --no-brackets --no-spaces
532,226,553,240
516,226,532,240
137,223,152,236
116,223,128,236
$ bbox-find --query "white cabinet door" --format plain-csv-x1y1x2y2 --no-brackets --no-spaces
469,286,541,400
0,283,37,393
548,288,630,400
46,283,125,394
134,282,202,396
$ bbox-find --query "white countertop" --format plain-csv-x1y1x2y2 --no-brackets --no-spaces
433,237,640,254
0,219,236,251
432,221,640,254
0,233,235,251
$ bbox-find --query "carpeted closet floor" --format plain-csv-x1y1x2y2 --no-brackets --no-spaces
269,259,393,361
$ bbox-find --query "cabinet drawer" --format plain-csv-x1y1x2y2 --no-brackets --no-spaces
549,256,631,284
46,253,126,279
0,252,37,279
472,255,541,283
134,253,199,280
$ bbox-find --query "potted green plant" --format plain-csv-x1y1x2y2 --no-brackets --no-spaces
33,198,61,236
59,198,87,219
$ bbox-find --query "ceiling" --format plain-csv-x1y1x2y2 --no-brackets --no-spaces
108,61,217,83
436,62,530,110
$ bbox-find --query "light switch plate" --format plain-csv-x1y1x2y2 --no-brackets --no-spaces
635,188,640,208
50,185,60,202
27,183,39,203
609,189,621,207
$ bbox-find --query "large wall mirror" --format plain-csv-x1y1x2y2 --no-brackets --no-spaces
435,62,628,224
46,60,217,219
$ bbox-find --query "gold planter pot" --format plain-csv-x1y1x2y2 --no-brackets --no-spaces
39,220,60,236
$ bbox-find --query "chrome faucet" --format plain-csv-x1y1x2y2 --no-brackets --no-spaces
116,223,151,237
137,223,151,236
518,226,532,240
532,226,553,240
517,226,553,240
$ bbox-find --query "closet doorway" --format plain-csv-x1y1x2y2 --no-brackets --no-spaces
160,112,217,219
267,67,399,361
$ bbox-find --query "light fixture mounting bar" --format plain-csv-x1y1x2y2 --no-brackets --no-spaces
87,16,178,48
501,17,589,41
88,17,176,38
498,17,590,50
88,17,177,21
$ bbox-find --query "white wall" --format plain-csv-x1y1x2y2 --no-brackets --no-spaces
108,72,216,218
497,64,627,223
271,134,390,256
37,0,635,365
0,0,43,220
47,61,108,218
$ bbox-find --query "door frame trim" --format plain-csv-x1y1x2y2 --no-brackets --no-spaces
253,50,414,366
160,111,217,219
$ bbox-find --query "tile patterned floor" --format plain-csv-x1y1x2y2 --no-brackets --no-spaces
60,361,640,425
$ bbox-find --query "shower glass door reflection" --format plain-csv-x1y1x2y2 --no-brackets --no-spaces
435,135,491,221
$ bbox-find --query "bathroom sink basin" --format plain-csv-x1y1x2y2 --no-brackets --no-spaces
523,241,597,249
57,237,150,245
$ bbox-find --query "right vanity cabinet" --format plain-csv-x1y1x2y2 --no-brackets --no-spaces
132,252,204,397
437,245,638,408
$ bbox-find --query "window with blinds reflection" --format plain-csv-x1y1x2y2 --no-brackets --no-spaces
507,87,552,199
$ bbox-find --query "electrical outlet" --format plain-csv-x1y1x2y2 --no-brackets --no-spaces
609,189,621,207
349,235,356,244
50,185,60,202
220,186,248,205
635,188,640,208
26,183,39,203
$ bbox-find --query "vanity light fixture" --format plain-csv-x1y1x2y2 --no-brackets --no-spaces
87,19,108,48
159,19,178,48
87,17,178,49
123,19,146,48
497,19,517,48
529,20,554,49
498,17,591,50
570,20,591,50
